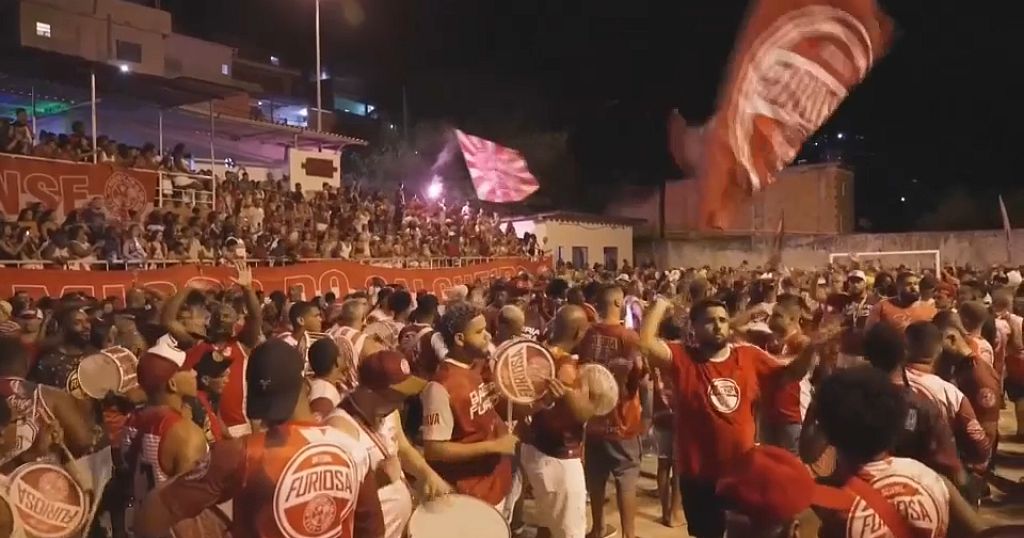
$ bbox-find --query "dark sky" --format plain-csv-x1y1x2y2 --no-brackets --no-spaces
163,0,1021,231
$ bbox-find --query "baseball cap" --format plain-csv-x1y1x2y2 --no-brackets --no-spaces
848,270,867,281
358,350,427,400
246,339,305,423
716,445,849,524
137,334,201,394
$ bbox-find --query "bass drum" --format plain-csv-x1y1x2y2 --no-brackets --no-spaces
408,494,510,538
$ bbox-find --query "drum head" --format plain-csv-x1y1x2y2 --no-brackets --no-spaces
8,463,88,538
408,494,510,538
77,354,121,399
578,364,619,417
493,339,555,405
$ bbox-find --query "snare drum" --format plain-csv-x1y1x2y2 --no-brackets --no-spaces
492,339,556,405
7,462,88,538
408,494,510,538
577,363,619,416
77,346,139,399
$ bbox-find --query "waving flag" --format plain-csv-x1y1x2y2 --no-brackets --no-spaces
455,129,539,203
699,0,893,230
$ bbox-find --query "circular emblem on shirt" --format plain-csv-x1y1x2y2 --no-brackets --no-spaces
707,378,741,414
845,474,945,537
9,463,88,538
274,443,357,538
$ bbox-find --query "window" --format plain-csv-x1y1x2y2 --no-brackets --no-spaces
603,247,619,271
35,22,51,38
116,40,142,63
221,63,230,76
571,247,588,269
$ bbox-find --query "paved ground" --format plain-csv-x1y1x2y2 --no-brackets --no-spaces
520,408,1024,537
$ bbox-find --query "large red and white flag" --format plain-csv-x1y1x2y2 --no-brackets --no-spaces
698,0,893,230
455,129,539,203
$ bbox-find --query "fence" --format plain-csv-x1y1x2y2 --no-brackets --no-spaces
0,256,521,271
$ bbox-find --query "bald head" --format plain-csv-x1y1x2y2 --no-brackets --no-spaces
550,304,589,348
339,298,367,328
495,304,525,344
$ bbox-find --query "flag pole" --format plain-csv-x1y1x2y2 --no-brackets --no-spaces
999,195,1013,265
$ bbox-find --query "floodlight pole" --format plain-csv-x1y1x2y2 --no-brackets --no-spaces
209,100,217,209
30,86,36,135
90,70,98,164
158,109,164,158
315,0,323,132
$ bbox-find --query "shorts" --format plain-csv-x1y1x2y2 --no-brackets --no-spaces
1006,380,1024,401
520,444,587,538
653,425,674,460
678,478,727,538
583,436,641,491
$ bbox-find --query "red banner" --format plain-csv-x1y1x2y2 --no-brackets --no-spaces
0,155,158,221
699,0,892,230
0,259,548,301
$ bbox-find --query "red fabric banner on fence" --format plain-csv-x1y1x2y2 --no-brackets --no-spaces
0,155,158,221
0,259,549,301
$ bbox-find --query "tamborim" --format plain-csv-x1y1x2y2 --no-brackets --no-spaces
7,462,88,538
578,364,619,417
408,494,510,538
77,346,139,399
493,339,556,405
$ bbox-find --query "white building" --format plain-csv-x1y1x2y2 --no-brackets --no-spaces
505,211,639,270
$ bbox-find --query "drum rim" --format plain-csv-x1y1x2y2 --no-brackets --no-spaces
9,462,88,534
493,339,556,405
578,363,619,416
408,493,510,536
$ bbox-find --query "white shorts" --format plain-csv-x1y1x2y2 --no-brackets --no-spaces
520,443,587,538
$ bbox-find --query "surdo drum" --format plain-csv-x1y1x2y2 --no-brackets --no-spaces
77,346,139,399
577,364,619,417
492,339,556,405
407,494,510,538
7,462,88,538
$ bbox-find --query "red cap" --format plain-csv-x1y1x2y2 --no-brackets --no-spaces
357,350,427,396
137,335,201,394
716,445,848,524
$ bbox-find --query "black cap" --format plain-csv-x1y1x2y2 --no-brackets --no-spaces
246,339,305,424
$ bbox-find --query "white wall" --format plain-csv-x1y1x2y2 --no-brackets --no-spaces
510,218,633,269
165,33,234,83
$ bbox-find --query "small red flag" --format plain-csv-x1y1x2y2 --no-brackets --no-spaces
455,129,539,204
699,0,893,230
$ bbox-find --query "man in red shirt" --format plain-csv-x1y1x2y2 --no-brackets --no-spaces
866,271,937,332
575,284,645,538
419,302,519,518
520,305,596,538
639,297,821,538
134,339,386,538
760,294,811,455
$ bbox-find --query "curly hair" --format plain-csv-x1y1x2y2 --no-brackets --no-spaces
439,301,481,348
815,366,907,464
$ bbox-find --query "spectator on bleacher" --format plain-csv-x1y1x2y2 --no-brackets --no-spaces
4,108,33,155
69,120,92,159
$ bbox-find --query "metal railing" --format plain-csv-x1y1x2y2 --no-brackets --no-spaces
0,256,521,271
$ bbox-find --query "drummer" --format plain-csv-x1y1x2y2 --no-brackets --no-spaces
327,349,452,538
124,338,226,536
133,340,386,538
161,266,262,438
494,305,527,345
0,336,98,470
420,302,519,520
520,305,598,538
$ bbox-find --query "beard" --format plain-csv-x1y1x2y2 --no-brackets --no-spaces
899,291,920,303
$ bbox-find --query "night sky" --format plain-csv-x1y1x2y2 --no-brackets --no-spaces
161,0,1020,232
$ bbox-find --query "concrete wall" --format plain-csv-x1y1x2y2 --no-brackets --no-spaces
638,229,1022,270
608,163,855,235
508,218,634,269
165,33,235,83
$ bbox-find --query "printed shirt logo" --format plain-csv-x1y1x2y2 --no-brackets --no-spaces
469,382,499,420
845,475,945,538
707,378,741,414
274,443,357,538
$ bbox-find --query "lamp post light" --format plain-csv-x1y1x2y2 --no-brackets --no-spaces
315,0,322,132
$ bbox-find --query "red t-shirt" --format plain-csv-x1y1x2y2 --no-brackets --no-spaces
156,422,385,538
667,342,784,481
575,323,644,440
524,348,584,459
869,299,937,332
762,333,811,426
186,340,250,437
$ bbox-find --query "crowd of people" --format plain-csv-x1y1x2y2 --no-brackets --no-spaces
0,171,538,268
0,255,1022,538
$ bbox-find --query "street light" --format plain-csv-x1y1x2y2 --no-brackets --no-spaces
314,0,322,132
